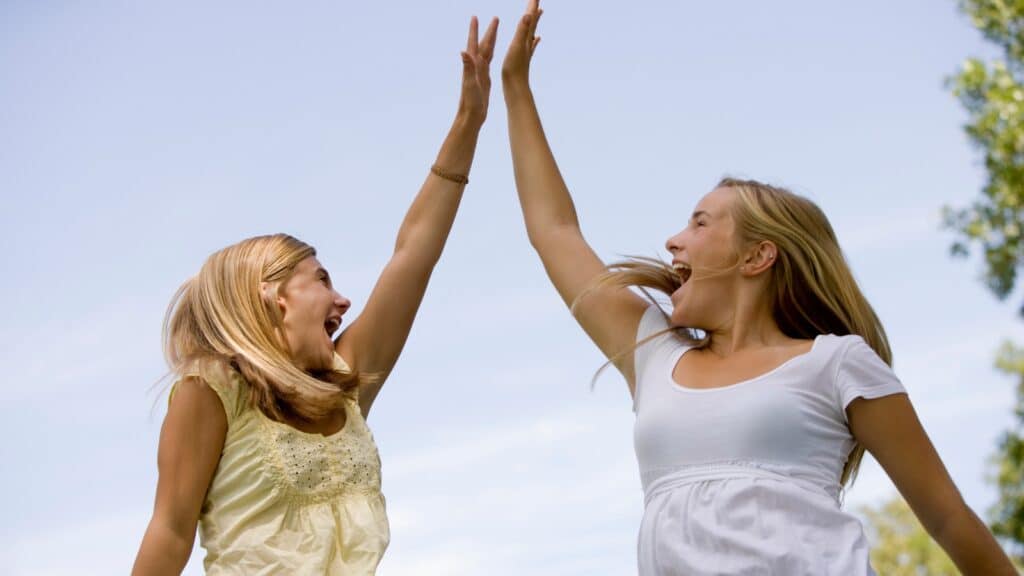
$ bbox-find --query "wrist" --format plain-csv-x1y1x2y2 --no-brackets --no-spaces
434,116,481,175
430,164,469,185
502,77,533,102
453,109,485,132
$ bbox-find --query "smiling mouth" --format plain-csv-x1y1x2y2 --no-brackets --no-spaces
324,317,341,337
672,262,692,284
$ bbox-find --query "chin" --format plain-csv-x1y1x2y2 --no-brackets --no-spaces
668,303,688,327
670,308,704,332
292,346,334,374
309,350,334,373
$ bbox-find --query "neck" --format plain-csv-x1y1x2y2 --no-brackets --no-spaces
705,290,787,356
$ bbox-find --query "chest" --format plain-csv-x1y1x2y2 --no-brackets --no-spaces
671,341,815,390
633,340,851,474
215,405,383,503
262,421,381,495
635,380,810,465
279,408,348,436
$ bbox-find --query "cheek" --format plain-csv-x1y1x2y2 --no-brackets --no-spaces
281,302,321,342
281,319,312,354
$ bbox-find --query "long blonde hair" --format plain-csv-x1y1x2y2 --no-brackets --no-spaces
164,233,361,423
593,177,891,489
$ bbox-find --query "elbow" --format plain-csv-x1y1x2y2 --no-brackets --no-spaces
525,228,547,251
133,518,196,576
913,494,1016,574
934,496,974,535
526,221,581,252
525,228,553,253
924,498,967,547
392,235,443,267
390,247,439,279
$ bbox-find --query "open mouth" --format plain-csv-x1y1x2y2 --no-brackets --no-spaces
324,317,341,337
672,262,692,285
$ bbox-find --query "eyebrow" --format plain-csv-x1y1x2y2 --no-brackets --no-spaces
316,267,331,280
691,210,711,220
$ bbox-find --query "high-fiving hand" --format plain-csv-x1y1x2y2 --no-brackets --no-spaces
459,16,499,126
502,0,542,87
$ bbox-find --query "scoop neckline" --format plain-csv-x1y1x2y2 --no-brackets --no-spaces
667,334,823,394
256,399,354,440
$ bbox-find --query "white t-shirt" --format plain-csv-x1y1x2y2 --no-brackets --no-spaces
633,305,905,575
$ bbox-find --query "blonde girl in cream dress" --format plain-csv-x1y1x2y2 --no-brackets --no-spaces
501,1,1017,574
132,16,499,575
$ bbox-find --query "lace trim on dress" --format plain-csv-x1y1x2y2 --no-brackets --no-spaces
255,397,384,506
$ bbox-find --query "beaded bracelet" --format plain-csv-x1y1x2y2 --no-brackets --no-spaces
430,164,469,185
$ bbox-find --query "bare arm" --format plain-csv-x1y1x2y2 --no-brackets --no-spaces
132,378,227,575
502,0,647,390
336,17,498,417
849,394,1017,575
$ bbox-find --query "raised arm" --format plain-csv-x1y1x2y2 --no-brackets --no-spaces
848,394,1018,575
132,378,227,576
502,0,647,390
336,16,498,417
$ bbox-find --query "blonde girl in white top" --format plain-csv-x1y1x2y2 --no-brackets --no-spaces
501,1,1016,574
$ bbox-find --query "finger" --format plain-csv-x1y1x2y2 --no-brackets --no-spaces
467,16,479,56
529,0,540,14
461,50,476,79
480,17,499,61
521,13,535,50
462,51,482,94
527,8,542,39
510,12,529,46
477,61,492,89
476,53,491,81
531,36,541,53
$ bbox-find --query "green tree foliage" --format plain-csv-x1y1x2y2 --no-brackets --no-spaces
861,495,959,575
944,1,1024,305
993,341,1024,564
946,0,1024,566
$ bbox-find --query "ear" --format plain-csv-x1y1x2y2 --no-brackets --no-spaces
260,281,287,314
740,241,778,277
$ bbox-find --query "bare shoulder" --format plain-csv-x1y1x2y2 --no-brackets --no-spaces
166,375,228,437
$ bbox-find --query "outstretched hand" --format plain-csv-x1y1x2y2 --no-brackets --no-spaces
502,0,542,87
458,16,499,126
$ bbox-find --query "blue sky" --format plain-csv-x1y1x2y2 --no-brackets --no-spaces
1,1,1020,574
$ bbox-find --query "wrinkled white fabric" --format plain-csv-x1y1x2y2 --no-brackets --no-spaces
633,306,904,575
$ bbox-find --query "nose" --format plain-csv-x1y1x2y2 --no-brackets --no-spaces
334,291,351,314
665,230,684,255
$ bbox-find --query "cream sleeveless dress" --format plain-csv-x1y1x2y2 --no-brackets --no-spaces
179,355,389,575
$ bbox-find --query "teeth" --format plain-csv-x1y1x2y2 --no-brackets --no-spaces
672,263,692,283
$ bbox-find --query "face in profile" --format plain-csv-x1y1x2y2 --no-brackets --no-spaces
664,186,744,329
274,256,351,372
